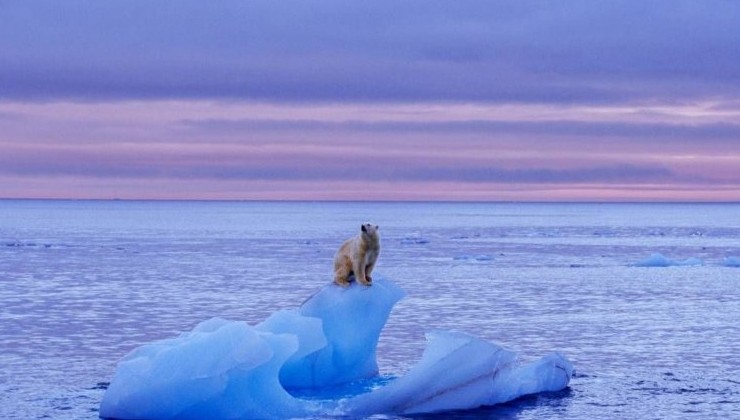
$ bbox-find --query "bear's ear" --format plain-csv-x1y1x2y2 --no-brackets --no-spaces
375,225,379,230
361,224,367,232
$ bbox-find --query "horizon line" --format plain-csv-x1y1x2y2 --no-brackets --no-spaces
2,197,739,205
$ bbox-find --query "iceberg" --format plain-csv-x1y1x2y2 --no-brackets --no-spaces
100,277,572,419
634,253,703,267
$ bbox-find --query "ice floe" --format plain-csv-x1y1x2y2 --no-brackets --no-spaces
100,278,572,419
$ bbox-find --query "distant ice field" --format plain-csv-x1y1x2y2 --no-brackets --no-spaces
1,200,739,419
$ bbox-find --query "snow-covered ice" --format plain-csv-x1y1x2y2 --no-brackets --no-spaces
100,278,572,419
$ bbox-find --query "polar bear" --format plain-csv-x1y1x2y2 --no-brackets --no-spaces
334,223,380,287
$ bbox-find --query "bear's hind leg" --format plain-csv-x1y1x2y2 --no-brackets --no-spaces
334,265,351,287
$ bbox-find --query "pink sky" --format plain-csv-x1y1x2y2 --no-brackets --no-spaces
1,100,738,201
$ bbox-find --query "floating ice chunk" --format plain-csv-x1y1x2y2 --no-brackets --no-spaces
100,278,404,419
634,253,672,267
453,254,494,262
400,237,429,245
677,257,704,266
723,256,740,267
634,253,703,267
100,277,571,419
344,330,572,416
99,318,307,420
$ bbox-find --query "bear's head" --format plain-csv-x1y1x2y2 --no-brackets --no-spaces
361,223,379,241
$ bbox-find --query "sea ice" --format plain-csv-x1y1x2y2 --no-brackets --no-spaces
723,256,740,267
99,318,308,419
400,236,430,245
100,279,403,419
100,278,572,419
344,330,573,415
453,254,494,261
634,253,703,267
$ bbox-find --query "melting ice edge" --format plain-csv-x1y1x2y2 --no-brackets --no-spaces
100,277,573,419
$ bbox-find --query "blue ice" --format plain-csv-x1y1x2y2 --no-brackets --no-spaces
345,330,572,416
634,253,703,267
100,278,572,419
723,256,740,267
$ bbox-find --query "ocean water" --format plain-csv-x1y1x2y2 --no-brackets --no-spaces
1,200,739,419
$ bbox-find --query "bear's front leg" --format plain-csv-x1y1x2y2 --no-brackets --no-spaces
365,263,375,284
365,264,373,285
354,260,371,286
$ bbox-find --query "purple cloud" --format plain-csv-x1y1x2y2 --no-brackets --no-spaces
1,1,739,104
0,141,695,186
178,118,740,141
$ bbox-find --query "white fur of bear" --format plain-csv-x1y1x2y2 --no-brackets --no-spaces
333,223,380,287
